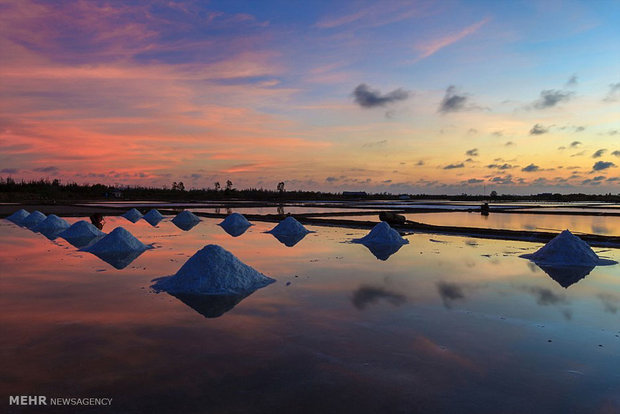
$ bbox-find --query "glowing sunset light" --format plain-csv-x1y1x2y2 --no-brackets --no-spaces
1,0,619,193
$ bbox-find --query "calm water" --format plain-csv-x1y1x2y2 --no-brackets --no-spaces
321,212,620,236
1,216,619,413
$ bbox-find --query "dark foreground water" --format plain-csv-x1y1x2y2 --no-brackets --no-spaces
1,216,619,413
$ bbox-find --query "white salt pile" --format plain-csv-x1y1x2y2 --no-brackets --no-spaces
84,227,148,254
143,209,164,226
219,213,252,237
32,214,70,234
122,208,143,223
172,210,201,231
352,221,409,246
58,220,105,248
6,209,30,225
267,216,311,237
520,229,617,266
22,211,47,229
152,244,275,295
83,227,150,269
219,212,252,228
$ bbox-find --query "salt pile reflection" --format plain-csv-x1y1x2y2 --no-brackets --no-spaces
537,264,596,288
358,242,405,261
168,292,251,318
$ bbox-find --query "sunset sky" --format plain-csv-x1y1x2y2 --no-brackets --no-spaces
1,0,619,194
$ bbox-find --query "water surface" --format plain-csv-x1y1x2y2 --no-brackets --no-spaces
1,216,619,413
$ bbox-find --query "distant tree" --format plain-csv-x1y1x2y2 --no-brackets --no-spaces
277,181,285,194
214,181,220,191
177,181,185,191
52,178,60,186
172,181,178,191
226,180,233,191
490,190,498,199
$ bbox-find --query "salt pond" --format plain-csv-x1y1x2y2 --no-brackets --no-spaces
325,211,620,236
1,215,619,413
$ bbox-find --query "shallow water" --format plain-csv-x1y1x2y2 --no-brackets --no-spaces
321,211,620,236
1,216,619,413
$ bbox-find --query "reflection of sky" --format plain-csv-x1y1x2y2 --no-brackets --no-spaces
407,212,620,236
1,217,620,412
325,212,620,236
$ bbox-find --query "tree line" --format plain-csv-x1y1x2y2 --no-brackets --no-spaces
1,176,618,203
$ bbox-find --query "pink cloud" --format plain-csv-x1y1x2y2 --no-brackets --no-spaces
414,18,490,60
315,1,430,30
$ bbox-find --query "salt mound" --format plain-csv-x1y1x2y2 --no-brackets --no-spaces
83,227,150,269
84,227,148,254
22,211,47,229
33,214,70,234
219,212,252,228
219,213,252,237
6,209,30,225
352,221,409,246
267,216,311,237
58,220,105,248
172,210,201,231
152,244,275,295
520,229,616,267
143,209,164,226
122,208,143,223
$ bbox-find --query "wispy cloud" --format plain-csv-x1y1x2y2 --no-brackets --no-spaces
315,2,427,30
315,9,369,29
414,18,489,60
